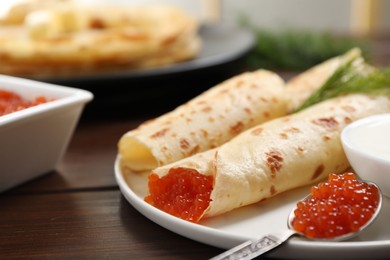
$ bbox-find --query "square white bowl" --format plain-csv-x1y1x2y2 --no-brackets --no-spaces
0,74,93,192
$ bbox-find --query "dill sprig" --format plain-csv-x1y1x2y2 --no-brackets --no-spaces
240,25,370,70
294,56,390,113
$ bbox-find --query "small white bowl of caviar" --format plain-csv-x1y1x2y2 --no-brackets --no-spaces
341,113,390,198
0,74,93,192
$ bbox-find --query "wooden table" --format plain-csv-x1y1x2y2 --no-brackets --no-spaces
0,116,226,259
1,37,389,259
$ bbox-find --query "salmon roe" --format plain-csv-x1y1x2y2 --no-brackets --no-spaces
145,167,213,223
292,172,380,239
0,89,51,116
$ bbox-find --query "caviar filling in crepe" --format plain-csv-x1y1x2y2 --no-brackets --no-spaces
119,49,363,172
145,94,390,222
0,0,200,77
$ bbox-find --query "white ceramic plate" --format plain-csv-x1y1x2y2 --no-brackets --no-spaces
115,156,390,259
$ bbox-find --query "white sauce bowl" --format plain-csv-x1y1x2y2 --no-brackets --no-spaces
341,113,390,198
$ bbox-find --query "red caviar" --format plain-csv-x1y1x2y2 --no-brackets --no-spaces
0,89,51,116
292,172,379,239
145,167,213,223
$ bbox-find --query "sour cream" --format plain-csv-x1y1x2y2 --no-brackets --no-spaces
345,116,390,161
341,114,390,198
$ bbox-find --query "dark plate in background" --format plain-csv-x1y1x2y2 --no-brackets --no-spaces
40,23,255,119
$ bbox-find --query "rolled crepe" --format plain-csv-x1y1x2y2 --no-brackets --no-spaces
119,49,364,172
119,69,287,172
145,94,390,222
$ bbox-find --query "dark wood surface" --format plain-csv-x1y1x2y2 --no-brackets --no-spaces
0,117,224,260
1,37,389,260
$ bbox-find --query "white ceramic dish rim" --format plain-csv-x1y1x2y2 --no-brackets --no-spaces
0,74,93,126
114,156,390,258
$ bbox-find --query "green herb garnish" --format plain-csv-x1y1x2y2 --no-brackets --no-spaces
240,21,370,71
294,54,390,113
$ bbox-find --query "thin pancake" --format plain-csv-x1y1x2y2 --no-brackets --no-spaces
119,69,287,172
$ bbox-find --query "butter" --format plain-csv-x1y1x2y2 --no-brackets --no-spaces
25,9,61,39
25,4,86,40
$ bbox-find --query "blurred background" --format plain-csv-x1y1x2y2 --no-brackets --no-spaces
71,0,390,36
0,0,389,117
114,0,390,68
2,0,388,68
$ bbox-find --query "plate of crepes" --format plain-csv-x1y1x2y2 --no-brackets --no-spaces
0,0,253,82
115,48,390,259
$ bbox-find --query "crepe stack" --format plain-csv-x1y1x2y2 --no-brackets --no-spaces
0,0,201,77
118,48,362,172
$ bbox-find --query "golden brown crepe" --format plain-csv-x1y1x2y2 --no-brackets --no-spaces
0,1,200,77
119,69,287,172
145,94,390,222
